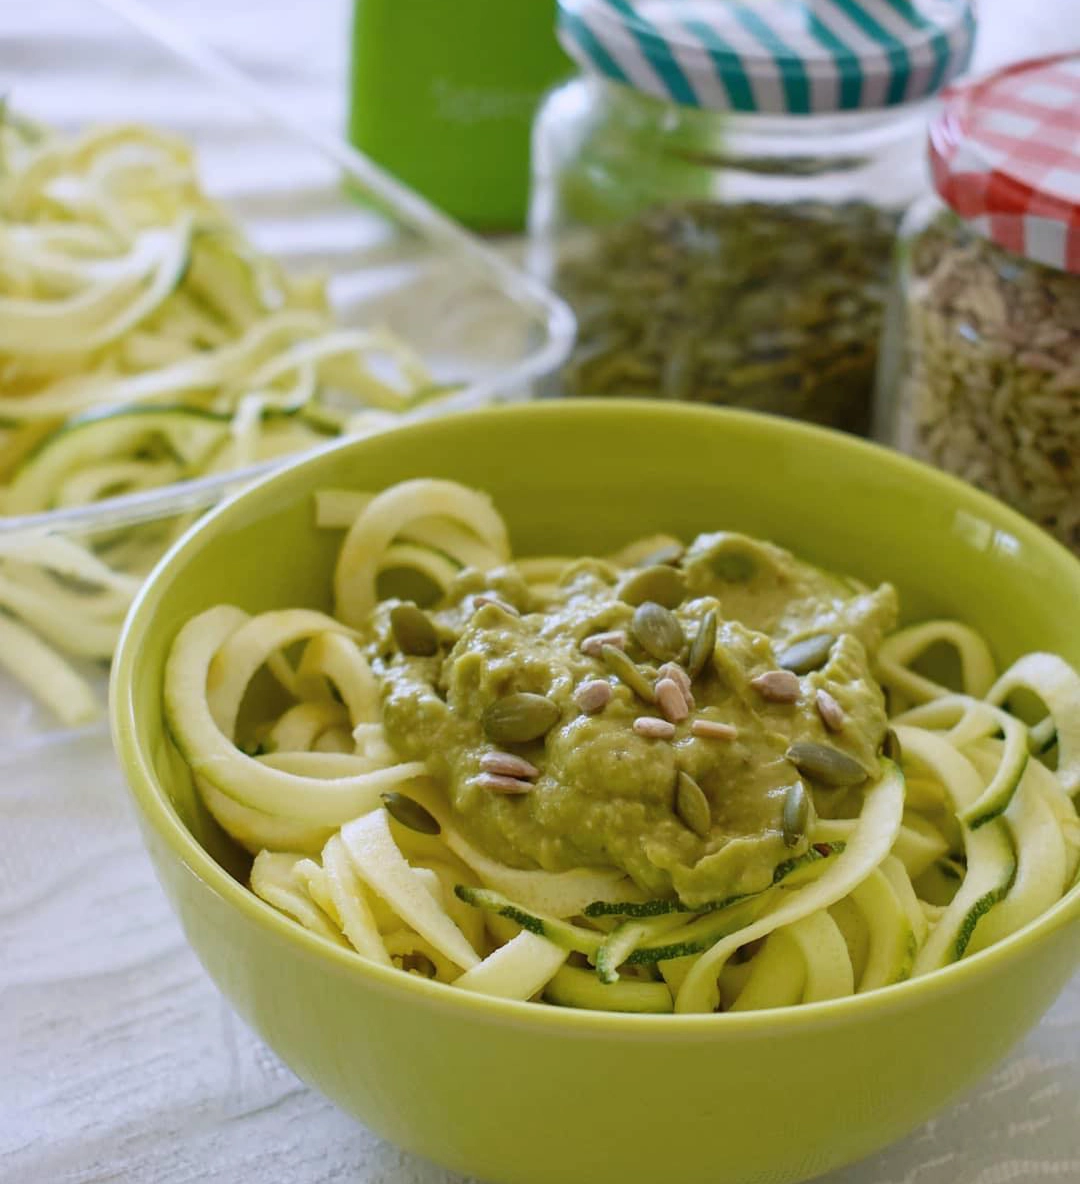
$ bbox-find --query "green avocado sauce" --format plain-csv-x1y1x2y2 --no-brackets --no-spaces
366,532,896,908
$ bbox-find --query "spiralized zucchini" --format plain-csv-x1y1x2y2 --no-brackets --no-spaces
162,479,1080,1013
0,110,445,724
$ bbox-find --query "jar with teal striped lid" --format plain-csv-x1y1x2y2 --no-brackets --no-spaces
528,0,976,434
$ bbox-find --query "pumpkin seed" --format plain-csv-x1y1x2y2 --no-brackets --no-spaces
675,771,711,838
601,644,656,703
617,564,686,609
777,632,835,675
555,199,899,436
686,608,717,679
882,728,902,763
781,781,810,848
381,792,440,835
709,550,756,583
390,603,438,656
631,601,685,662
482,693,561,744
786,741,869,788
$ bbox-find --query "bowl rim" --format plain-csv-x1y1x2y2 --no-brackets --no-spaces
110,399,1080,1035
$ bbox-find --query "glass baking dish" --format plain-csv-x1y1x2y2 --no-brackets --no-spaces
0,0,574,744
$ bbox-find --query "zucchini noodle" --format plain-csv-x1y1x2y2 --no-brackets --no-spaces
161,479,1080,1012
0,110,446,724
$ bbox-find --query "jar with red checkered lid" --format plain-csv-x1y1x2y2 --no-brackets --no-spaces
875,53,1080,554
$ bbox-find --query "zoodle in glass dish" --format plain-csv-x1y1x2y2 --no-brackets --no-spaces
162,479,1080,1014
0,110,442,724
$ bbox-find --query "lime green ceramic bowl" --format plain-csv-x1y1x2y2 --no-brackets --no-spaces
111,401,1080,1184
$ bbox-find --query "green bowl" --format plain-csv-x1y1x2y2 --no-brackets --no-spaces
111,401,1080,1184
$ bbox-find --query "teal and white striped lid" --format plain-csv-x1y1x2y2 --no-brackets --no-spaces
557,0,976,114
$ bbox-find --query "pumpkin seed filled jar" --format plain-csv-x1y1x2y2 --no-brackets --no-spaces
875,54,1080,554
529,0,976,434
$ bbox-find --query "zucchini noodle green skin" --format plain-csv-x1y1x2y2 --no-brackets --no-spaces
158,480,1080,1014
0,113,444,726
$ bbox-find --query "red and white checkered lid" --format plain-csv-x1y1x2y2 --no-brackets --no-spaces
928,53,1080,273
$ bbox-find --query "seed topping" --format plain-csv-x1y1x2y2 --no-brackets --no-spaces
656,677,690,723
482,693,560,744
574,679,613,714
686,609,717,679
691,718,738,741
633,716,676,740
480,751,539,780
601,644,657,703
815,688,846,733
675,771,711,838
472,772,534,795
631,600,685,662
381,792,440,835
750,669,801,703
581,630,627,657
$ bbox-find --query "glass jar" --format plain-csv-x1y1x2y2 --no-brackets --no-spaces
875,55,1080,554
529,0,976,435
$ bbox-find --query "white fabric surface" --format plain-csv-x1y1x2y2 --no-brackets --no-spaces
2,3,1079,1183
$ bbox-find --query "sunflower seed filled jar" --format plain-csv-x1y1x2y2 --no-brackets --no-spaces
529,0,976,434
876,54,1080,553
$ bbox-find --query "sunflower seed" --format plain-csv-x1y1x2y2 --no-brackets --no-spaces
581,630,627,657
815,689,845,733
633,716,676,740
617,564,687,609
675,771,711,838
691,718,738,741
482,693,561,743
685,609,718,679
777,633,835,675
574,679,613,714
781,781,810,848
786,741,869,788
471,772,534,795
480,751,539,780
631,601,685,662
656,677,690,723
471,593,519,617
751,670,801,703
390,603,438,656
381,792,440,835
658,662,694,707
601,644,656,702
896,209,1080,555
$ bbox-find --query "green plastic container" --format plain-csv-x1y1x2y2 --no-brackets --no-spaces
348,0,571,232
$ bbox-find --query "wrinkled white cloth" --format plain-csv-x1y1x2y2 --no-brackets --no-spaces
2,3,1078,1183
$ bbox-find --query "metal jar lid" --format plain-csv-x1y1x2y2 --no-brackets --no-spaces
557,0,976,115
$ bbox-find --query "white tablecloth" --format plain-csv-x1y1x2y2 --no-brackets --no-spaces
3,3,1079,1182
